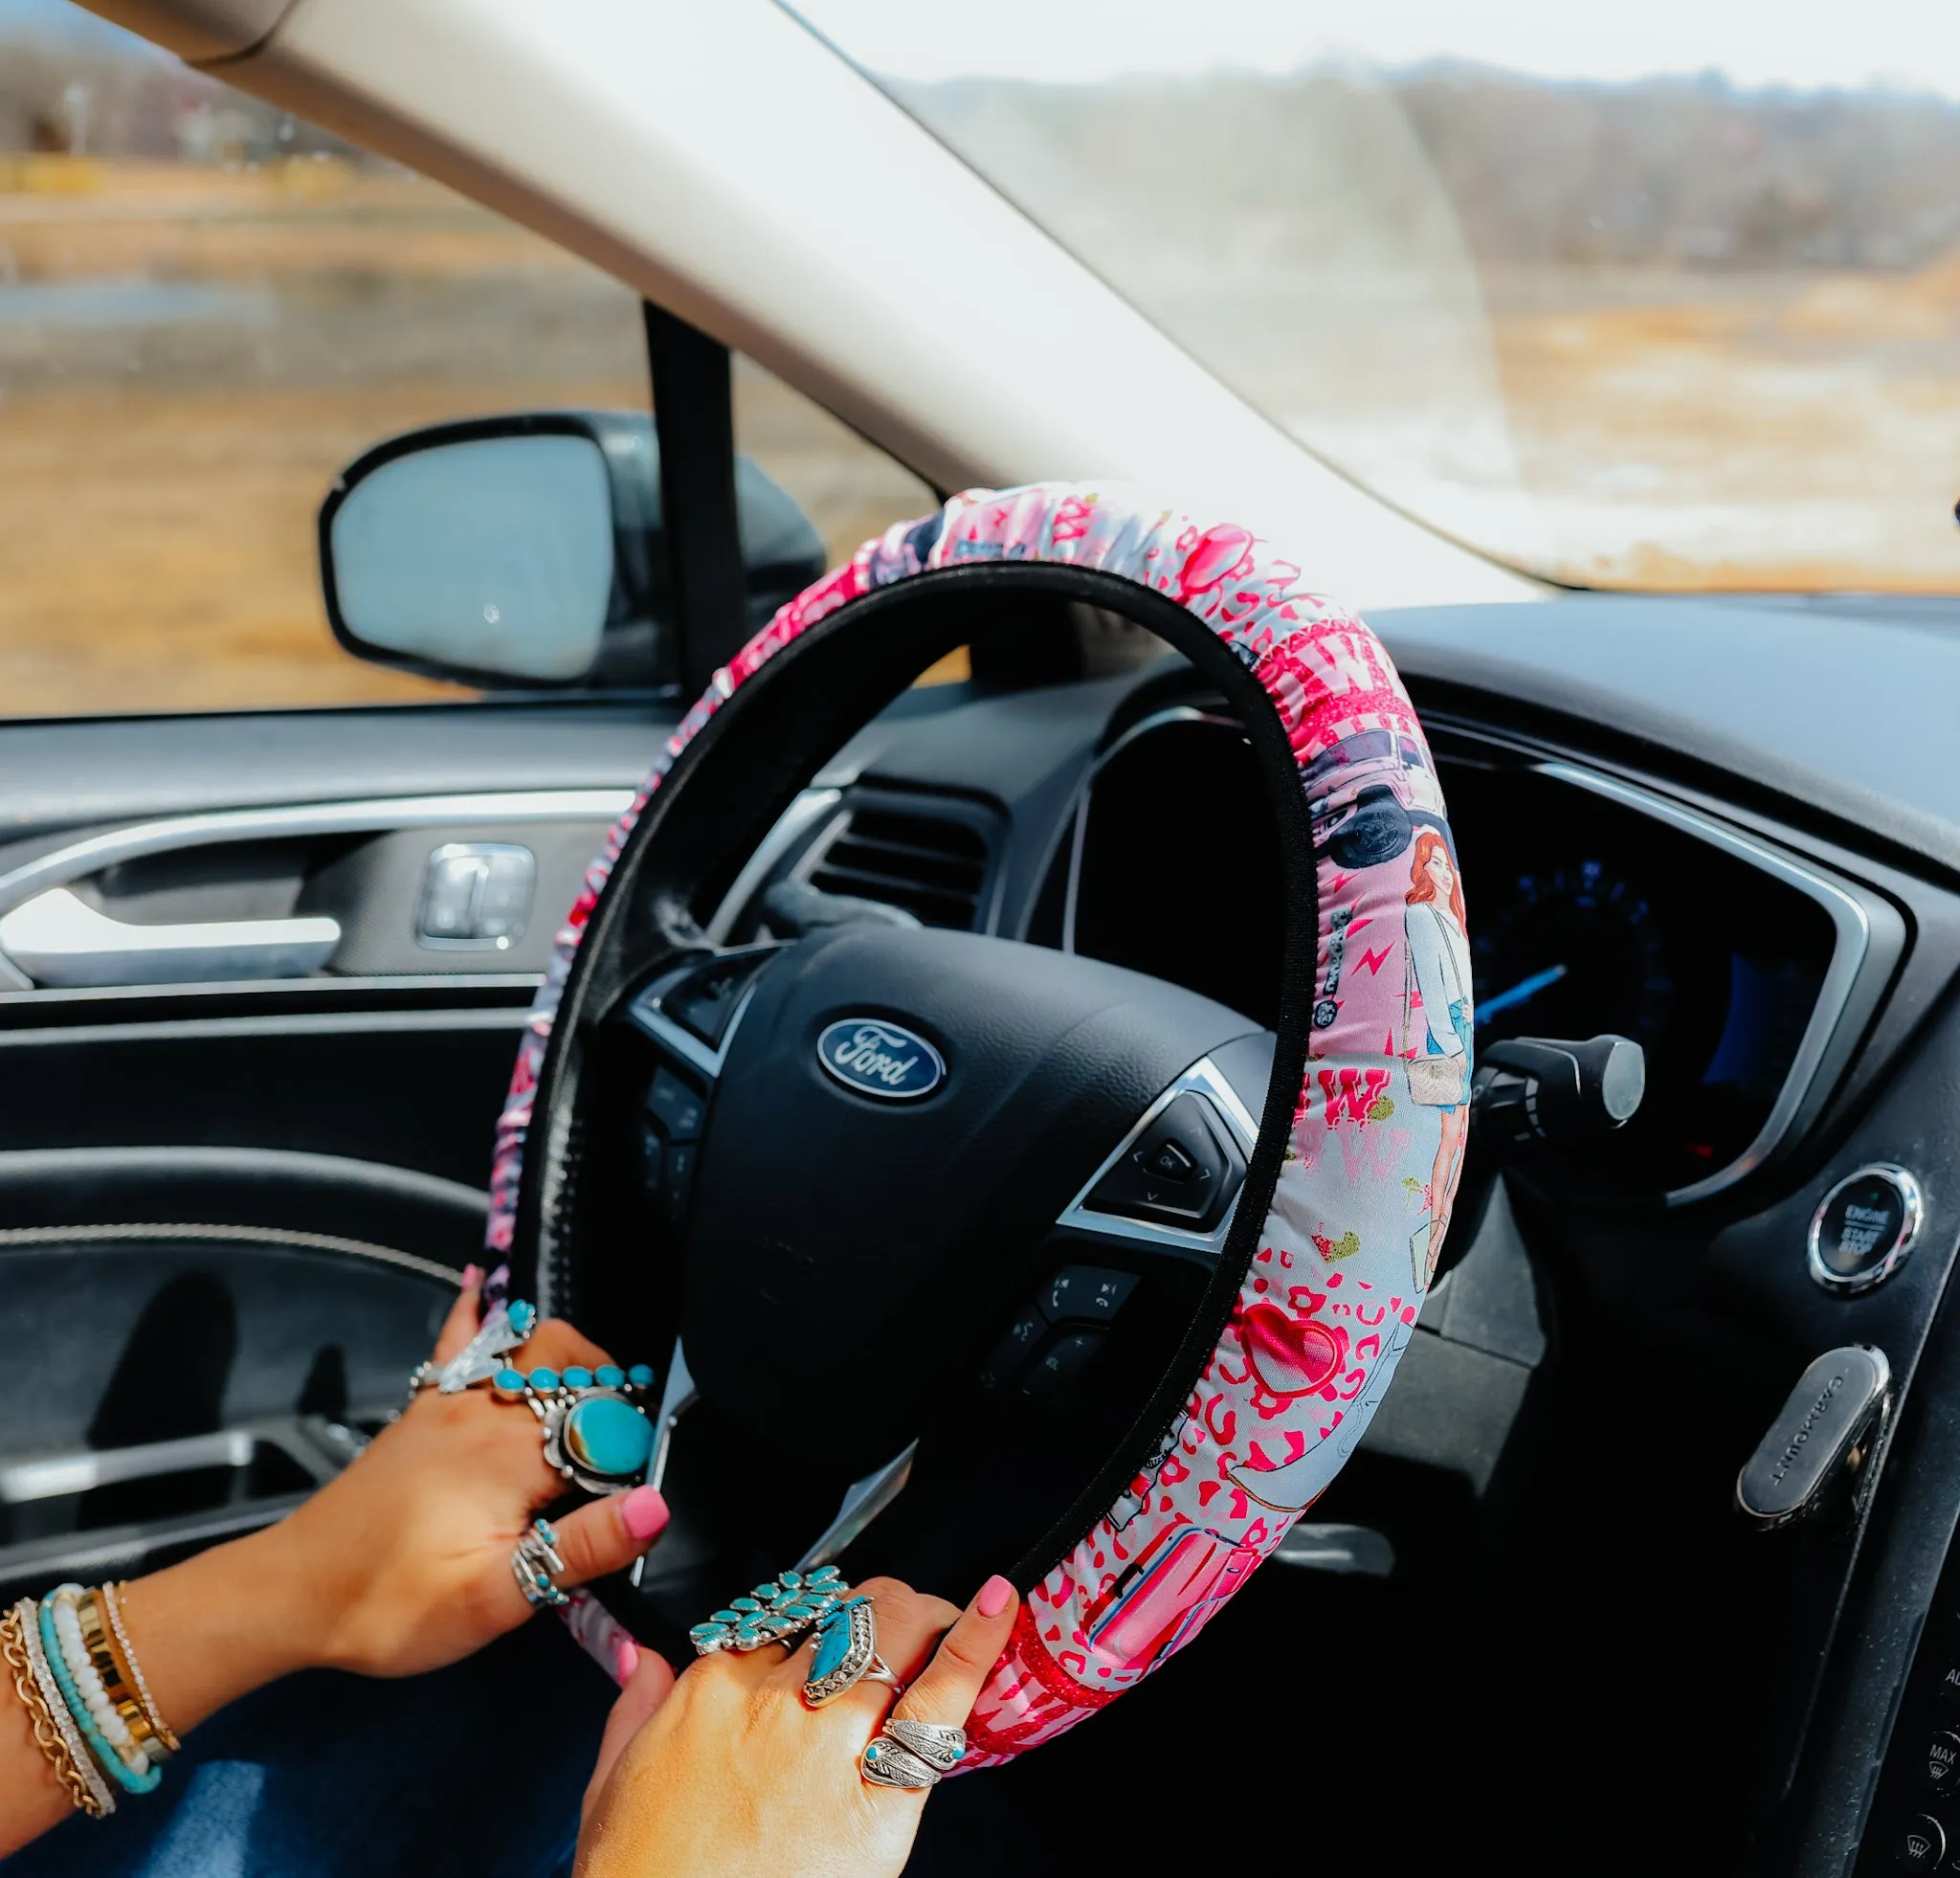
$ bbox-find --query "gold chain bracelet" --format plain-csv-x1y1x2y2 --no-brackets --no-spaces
1,1604,104,1820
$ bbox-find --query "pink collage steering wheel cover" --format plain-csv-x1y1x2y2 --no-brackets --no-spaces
484,481,1473,1764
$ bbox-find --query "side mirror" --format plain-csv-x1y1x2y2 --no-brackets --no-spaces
319,412,827,690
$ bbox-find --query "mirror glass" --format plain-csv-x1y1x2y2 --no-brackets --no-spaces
329,435,615,682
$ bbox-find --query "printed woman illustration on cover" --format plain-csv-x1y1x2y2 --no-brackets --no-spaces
1404,829,1472,1286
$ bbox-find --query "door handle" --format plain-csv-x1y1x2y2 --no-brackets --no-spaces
0,887,341,988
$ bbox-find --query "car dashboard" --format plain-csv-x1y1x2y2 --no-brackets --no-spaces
1,589,1957,1874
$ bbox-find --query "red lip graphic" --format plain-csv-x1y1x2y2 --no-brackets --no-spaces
1238,1302,1346,1399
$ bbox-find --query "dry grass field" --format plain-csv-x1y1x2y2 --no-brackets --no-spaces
3,145,1957,721
0,159,929,716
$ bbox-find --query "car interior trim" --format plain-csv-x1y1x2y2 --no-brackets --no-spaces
0,787,637,988
625,972,769,1082
0,1220,466,1289
1059,705,1241,957
0,1005,528,1050
1052,1052,1260,1264
0,887,345,991
0,1430,261,1508
0,1142,487,1218
703,788,843,944
1535,761,1884,1205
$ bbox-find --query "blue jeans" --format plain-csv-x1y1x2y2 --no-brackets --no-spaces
4,1618,612,1878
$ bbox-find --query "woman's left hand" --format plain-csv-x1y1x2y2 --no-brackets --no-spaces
574,1574,1020,1878
268,1270,671,1681
110,1271,669,1740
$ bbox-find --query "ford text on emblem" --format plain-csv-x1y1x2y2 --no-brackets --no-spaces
816,1018,945,1101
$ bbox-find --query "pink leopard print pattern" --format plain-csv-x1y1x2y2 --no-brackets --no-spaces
483,482,1471,1765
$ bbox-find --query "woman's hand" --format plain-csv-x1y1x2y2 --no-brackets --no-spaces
574,1574,1019,1878
0,1276,669,1859
256,1273,669,1680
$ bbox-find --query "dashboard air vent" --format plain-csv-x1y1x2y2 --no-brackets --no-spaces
808,806,989,929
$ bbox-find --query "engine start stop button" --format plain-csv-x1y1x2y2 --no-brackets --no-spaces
1808,1164,1925,1294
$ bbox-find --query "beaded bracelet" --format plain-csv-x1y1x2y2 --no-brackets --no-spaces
80,1586,176,1767
75,1586,172,1771
50,1589,151,1779
4,1599,112,1818
39,1593,160,1797
102,1582,180,1756
52,1592,150,1779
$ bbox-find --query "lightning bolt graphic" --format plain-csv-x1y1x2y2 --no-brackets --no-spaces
1355,945,1393,978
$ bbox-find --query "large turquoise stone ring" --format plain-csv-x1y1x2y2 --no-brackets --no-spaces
503,1361,658,1496
563,1395,654,1479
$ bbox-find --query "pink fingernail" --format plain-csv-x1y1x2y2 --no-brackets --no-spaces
614,1640,639,1686
620,1486,669,1542
977,1575,1014,1619
460,1263,483,1288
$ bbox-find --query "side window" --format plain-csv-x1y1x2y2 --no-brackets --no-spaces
0,4,937,717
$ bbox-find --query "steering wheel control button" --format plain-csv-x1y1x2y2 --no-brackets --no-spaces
667,950,773,1048
1735,1345,1892,1530
1042,1266,1140,1325
978,1308,1047,1392
1921,1733,1960,1797
1015,1330,1103,1402
646,1070,706,1142
1896,1815,1947,1872
1809,1165,1925,1294
661,1143,699,1226
1086,1093,1245,1231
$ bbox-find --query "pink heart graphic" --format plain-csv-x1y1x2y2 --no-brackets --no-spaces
1238,1302,1346,1399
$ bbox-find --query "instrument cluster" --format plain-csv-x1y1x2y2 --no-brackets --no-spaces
1060,708,1845,1200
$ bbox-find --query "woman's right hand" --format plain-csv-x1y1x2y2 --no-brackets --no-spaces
575,1574,1019,1878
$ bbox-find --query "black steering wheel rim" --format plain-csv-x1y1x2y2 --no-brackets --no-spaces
488,485,1467,1765
506,563,1317,1589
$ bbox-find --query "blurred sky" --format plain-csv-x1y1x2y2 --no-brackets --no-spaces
791,0,1960,99
0,0,163,49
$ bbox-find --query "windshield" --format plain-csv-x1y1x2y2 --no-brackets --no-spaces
791,0,1960,594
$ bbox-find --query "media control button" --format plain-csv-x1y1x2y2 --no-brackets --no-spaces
977,1308,1046,1392
646,1069,707,1142
1085,1093,1245,1232
1042,1266,1140,1325
1015,1330,1103,1402
1809,1164,1924,1294
1894,1813,1946,1871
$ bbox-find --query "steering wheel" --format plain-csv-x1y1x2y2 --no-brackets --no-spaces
488,483,1471,1763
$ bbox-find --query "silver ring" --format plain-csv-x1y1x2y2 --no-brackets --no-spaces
688,1567,849,1656
511,1517,570,1608
803,1596,905,1708
860,1737,941,1790
882,1717,967,1773
491,1365,657,1496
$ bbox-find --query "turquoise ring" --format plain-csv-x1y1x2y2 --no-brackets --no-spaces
492,1361,657,1496
688,1567,850,1656
511,1517,570,1608
802,1595,904,1708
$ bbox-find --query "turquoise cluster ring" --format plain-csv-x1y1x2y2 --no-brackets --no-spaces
493,1362,657,1496
688,1566,849,1656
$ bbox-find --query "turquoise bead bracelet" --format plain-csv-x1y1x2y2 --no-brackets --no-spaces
38,1598,160,1797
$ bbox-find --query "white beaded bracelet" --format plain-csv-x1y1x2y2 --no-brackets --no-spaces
14,1598,116,1818
52,1590,150,1776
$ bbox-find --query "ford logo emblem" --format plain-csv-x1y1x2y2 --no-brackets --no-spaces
816,1018,945,1101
